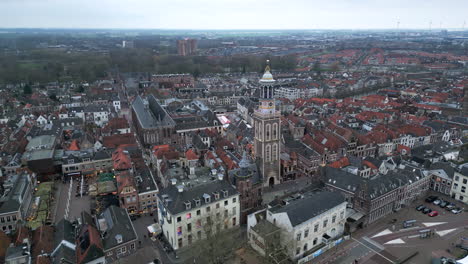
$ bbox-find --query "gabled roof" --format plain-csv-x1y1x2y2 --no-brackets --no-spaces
98,205,137,250
269,191,345,227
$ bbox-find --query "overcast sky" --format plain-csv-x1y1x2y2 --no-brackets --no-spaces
0,0,467,30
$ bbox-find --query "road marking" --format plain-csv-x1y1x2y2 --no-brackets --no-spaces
436,228,457,237
372,229,393,238
384,238,405,245
362,236,385,251
351,237,395,264
422,222,447,227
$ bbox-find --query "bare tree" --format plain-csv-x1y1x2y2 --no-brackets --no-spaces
188,210,243,264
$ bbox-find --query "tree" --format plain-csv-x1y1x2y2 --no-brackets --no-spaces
330,62,341,72
187,209,242,264
23,84,32,94
75,85,85,93
49,94,58,101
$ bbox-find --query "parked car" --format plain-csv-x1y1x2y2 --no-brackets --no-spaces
416,205,425,211
428,211,439,217
446,203,456,210
426,196,438,203
433,199,442,205
452,208,462,214
423,208,432,214
439,201,448,208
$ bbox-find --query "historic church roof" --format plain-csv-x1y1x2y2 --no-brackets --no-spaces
260,60,275,83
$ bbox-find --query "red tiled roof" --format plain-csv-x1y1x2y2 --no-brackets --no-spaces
103,133,136,148
397,144,411,155
328,157,350,168
68,140,80,151
185,149,199,160
112,148,132,170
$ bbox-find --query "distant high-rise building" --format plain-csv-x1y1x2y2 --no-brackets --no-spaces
122,40,134,48
253,61,281,187
177,38,197,56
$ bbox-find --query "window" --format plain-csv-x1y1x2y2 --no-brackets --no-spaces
455,176,460,181
206,206,211,213
224,210,228,218
216,212,221,219
196,210,201,216
232,197,237,203
332,215,336,224
233,217,236,226
462,186,466,193
187,223,192,232
464,179,468,184
224,200,228,206
177,226,182,236
185,201,191,210
177,216,181,223
0,217,4,223
188,234,193,245
314,224,319,232
12,215,16,221
178,238,183,248
196,220,202,228
197,231,202,239
6,216,10,222
313,238,318,246
296,247,300,255
186,213,192,219
304,229,309,238
303,243,308,252
194,199,201,207
216,203,220,209
232,207,236,215
130,243,135,250
296,233,301,241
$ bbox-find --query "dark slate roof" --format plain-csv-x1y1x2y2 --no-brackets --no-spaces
52,245,76,264
158,180,239,215
324,167,361,193
269,191,345,227
99,205,137,250
54,218,75,249
0,174,29,214
132,95,175,129
430,162,455,179
136,167,158,194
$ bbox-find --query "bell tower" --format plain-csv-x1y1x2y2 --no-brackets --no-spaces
253,60,281,187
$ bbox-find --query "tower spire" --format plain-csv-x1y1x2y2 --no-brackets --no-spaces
265,59,271,73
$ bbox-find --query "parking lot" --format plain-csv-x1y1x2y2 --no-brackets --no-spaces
367,191,468,264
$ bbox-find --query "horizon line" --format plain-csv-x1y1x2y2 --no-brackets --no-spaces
0,27,466,31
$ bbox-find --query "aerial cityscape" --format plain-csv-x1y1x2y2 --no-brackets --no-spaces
0,1,468,264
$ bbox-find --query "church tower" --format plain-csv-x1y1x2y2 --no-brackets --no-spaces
253,60,281,187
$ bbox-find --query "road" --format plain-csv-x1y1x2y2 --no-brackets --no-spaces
313,192,468,264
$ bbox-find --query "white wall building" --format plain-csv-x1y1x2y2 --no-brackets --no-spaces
248,191,347,263
451,167,468,204
157,179,240,250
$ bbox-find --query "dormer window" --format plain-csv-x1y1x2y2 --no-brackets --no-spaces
213,192,220,200
203,193,211,204
221,190,228,198
115,234,123,244
67,159,74,164
194,198,201,207
184,201,192,210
